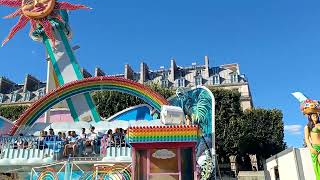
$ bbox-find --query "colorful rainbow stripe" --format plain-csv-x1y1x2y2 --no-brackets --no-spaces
80,164,131,180
37,168,58,180
10,77,169,135
128,125,199,143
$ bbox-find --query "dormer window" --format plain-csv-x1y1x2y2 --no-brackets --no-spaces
24,91,31,101
38,89,44,97
177,78,185,87
161,80,169,88
213,75,220,85
213,67,220,75
11,93,17,102
230,73,238,83
195,76,202,86
162,72,169,80
196,69,201,76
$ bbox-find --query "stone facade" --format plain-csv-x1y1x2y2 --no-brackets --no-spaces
0,56,253,109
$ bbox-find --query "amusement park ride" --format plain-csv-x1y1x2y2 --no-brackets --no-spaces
0,0,216,179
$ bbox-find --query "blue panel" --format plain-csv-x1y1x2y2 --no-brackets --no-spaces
109,105,153,121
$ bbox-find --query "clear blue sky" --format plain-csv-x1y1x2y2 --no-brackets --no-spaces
1,0,320,148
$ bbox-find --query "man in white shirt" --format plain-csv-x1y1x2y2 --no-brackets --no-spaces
85,126,97,155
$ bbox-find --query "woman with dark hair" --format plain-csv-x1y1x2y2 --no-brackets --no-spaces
303,99,320,179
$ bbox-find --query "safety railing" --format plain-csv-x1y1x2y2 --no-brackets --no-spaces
0,135,132,165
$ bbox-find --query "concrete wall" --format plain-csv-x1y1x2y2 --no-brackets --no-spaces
237,171,265,180
265,148,316,180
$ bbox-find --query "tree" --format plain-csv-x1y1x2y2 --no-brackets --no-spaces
208,87,243,159
0,105,29,121
207,87,286,170
238,109,286,159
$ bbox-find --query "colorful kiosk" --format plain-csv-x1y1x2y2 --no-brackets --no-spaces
128,125,199,180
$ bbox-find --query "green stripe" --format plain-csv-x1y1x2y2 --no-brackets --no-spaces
57,27,83,80
44,36,64,85
66,99,79,122
44,32,80,121
84,92,100,122
57,27,100,122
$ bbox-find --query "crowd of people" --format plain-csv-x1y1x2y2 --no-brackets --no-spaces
32,126,128,157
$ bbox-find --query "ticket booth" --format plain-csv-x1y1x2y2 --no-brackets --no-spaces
128,125,199,180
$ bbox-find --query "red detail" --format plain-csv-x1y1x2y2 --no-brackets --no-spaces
3,9,22,19
0,0,21,7
56,2,90,10
51,11,64,23
2,15,29,46
131,142,197,149
38,18,56,47
30,19,37,31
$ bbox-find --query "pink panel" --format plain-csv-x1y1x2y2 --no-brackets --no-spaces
35,109,74,123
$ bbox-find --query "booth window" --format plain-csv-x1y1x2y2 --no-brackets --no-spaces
181,148,194,180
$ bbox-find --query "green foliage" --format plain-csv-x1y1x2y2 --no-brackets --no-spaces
92,83,175,118
200,150,214,180
145,82,175,99
238,108,286,158
207,87,285,161
92,91,144,118
0,105,29,121
208,87,243,157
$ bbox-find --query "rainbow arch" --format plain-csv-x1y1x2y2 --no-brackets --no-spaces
10,77,169,135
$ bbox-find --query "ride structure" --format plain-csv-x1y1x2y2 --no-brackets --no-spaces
0,1,216,179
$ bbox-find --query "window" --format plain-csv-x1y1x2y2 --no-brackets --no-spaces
196,69,201,76
24,91,31,101
177,78,185,87
162,72,169,80
213,75,220,85
38,89,44,97
0,94,3,103
195,77,202,86
213,67,220,75
230,73,238,83
11,93,17,102
161,80,169,88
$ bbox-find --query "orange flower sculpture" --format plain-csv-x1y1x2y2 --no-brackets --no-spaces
0,0,89,47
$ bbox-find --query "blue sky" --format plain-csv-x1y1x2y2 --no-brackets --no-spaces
0,0,320,147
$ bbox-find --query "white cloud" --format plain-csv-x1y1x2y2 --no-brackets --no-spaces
284,124,303,135
152,149,176,159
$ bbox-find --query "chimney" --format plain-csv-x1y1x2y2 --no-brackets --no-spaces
204,56,210,78
95,67,105,77
170,59,177,82
81,68,92,78
0,77,16,94
125,64,134,80
139,62,149,84
23,74,40,92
